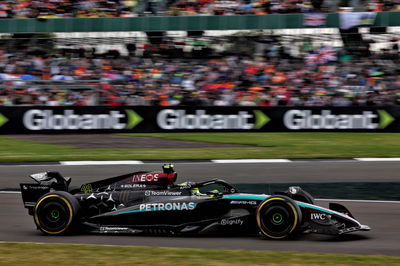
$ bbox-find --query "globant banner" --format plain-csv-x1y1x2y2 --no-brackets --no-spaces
0,106,399,133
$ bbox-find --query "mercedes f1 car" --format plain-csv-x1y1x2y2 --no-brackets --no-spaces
20,164,370,239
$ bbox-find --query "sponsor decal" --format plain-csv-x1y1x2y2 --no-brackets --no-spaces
157,109,269,130
220,219,244,226
311,213,327,221
179,184,191,189
80,184,93,193
230,200,257,205
23,185,49,190
377,110,395,129
22,109,142,131
139,202,196,211
131,173,159,183
30,172,48,181
253,110,270,129
125,109,143,129
144,190,182,196
284,109,394,130
0,113,8,128
121,184,146,188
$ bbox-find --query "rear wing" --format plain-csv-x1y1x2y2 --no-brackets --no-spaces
20,172,71,215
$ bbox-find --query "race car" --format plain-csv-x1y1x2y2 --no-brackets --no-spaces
20,164,370,239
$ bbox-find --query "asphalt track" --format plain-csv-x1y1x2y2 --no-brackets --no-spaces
1,161,400,256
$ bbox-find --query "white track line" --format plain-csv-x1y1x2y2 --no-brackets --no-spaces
3,158,400,167
354,158,400,162
1,164,63,167
212,159,291,163
0,191,21,194
60,161,144,165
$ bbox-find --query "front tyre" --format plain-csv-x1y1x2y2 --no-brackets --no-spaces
34,191,80,235
256,195,302,239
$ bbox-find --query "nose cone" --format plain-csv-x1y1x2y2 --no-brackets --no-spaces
360,225,371,231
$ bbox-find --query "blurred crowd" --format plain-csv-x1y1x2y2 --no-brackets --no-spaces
0,0,399,18
1,40,400,107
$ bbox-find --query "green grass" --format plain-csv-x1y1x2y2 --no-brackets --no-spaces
1,133,400,162
0,242,399,266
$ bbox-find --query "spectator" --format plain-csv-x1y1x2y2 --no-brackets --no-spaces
1,40,400,107
0,0,398,18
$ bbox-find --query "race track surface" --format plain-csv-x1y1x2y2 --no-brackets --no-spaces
1,161,400,256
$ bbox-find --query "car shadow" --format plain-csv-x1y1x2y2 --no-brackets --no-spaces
313,234,371,242
287,233,371,242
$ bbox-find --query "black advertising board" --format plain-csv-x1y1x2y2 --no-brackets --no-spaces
0,106,399,134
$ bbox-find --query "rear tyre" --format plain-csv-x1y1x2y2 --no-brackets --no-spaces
256,196,302,239
34,191,80,235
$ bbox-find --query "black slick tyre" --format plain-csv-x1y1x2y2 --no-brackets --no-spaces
256,195,302,239
34,191,80,235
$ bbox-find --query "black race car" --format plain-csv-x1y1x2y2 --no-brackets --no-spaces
20,164,370,239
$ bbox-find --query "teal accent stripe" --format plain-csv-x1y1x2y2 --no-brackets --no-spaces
113,208,149,216
297,202,334,214
223,194,268,201
113,203,198,216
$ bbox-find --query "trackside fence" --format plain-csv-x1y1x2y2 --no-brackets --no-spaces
0,106,399,133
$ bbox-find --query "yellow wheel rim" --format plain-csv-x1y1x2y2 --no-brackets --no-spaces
34,194,73,235
256,197,298,239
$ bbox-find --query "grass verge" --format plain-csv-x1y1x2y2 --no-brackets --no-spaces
1,133,400,162
1,242,399,266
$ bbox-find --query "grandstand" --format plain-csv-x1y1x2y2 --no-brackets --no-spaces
0,9,400,106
